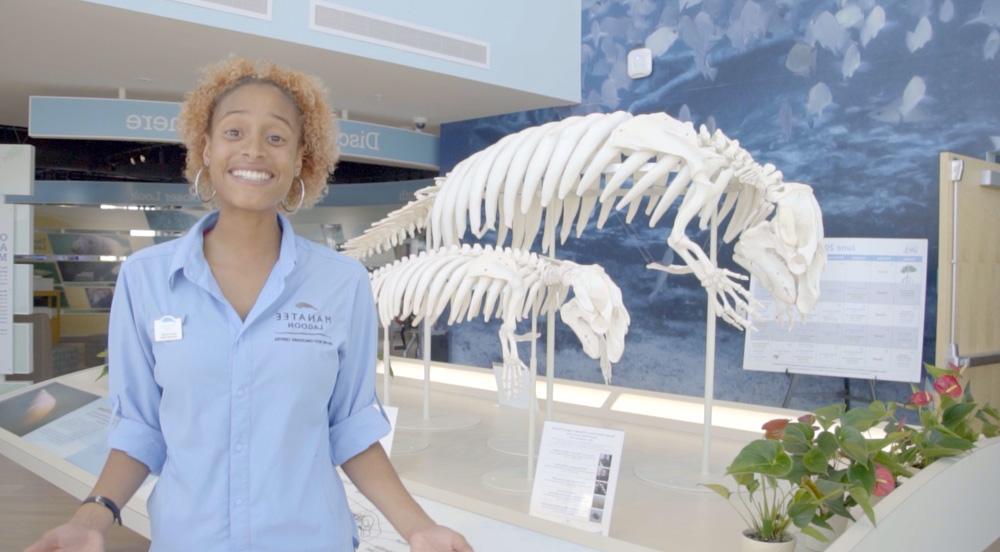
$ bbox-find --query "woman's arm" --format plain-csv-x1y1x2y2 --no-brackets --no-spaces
342,443,472,552
25,450,150,552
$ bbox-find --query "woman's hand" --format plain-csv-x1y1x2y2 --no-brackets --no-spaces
408,524,473,552
24,523,105,552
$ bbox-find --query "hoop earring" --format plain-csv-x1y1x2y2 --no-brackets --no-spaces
192,167,216,202
281,177,306,214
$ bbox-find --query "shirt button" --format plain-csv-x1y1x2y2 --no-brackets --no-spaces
236,387,245,397
235,499,244,506
235,443,244,452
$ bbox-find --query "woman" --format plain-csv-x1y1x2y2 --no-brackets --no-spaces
26,58,472,552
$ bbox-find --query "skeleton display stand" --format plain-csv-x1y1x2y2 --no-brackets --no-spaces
393,321,482,433
633,210,727,492
481,311,540,493
380,329,430,455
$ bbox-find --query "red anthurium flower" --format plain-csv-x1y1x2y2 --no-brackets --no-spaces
873,464,896,497
762,418,789,440
908,391,932,406
933,375,963,399
798,414,816,425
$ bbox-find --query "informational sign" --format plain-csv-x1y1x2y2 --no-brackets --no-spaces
29,97,439,169
529,421,624,536
0,205,11,374
743,238,928,383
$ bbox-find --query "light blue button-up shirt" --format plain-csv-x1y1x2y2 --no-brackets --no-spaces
107,210,390,552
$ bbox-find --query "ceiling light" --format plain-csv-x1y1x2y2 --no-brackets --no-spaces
130,229,156,237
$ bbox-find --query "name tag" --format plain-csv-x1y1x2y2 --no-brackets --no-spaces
154,315,183,342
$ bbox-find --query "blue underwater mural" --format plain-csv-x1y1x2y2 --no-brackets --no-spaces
438,0,1000,409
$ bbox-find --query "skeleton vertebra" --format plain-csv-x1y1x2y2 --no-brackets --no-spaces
370,244,630,389
427,112,826,329
342,183,439,260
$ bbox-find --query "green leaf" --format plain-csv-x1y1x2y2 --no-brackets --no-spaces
803,447,830,474
843,406,882,431
928,427,976,451
815,404,846,430
873,451,913,478
701,483,731,499
839,426,870,464
816,431,839,457
942,402,976,429
789,500,818,528
784,456,810,486
783,423,814,454
848,462,875,493
728,440,793,477
924,362,953,379
981,404,1000,421
848,486,876,526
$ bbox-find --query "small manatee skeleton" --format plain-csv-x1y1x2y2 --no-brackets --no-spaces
342,184,439,260
370,244,630,393
418,111,827,329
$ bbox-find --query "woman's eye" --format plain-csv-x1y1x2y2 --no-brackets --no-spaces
268,135,286,145
223,128,240,138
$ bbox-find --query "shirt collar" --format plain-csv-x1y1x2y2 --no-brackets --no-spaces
167,210,298,288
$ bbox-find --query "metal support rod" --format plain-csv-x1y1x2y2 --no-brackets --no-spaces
422,318,430,421
529,311,538,482
701,210,718,477
546,243,557,421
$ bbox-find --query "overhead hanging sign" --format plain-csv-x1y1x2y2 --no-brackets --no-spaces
743,238,928,383
4,179,433,208
28,96,439,169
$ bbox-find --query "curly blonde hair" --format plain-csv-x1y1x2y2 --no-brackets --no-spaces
179,57,338,209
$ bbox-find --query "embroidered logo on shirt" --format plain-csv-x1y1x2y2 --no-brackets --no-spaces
274,302,333,346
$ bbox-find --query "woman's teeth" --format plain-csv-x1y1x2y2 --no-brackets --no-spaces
230,169,273,182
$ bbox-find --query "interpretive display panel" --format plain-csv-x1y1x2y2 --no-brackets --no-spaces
530,421,624,536
743,238,928,383
0,382,100,437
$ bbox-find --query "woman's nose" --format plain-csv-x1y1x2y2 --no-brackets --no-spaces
242,134,266,159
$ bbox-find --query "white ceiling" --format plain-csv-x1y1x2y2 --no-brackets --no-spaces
0,0,575,133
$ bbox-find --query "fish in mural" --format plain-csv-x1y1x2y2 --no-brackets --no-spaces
679,11,721,80
842,42,861,79
940,0,955,23
680,0,703,12
861,5,886,46
869,75,927,123
785,42,816,76
906,16,933,53
678,104,693,123
726,0,767,51
968,0,1000,27
837,4,865,28
985,29,1000,60
811,10,848,52
645,25,679,56
806,82,833,123
900,75,927,116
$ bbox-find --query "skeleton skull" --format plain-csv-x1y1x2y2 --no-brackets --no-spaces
733,183,826,316
558,265,630,383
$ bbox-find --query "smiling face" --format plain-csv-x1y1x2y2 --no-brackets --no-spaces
202,82,303,214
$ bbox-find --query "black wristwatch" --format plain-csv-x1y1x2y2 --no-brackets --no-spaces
81,495,123,526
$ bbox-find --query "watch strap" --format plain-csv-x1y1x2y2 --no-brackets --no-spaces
81,495,122,526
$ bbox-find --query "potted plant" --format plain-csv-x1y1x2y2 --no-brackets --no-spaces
887,362,999,473
705,439,833,551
